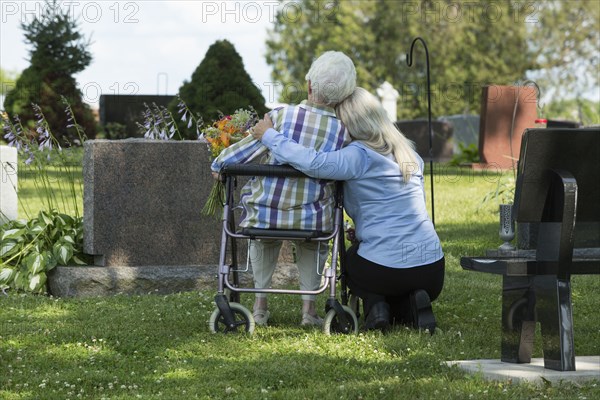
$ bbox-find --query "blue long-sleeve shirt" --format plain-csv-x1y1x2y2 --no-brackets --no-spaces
261,128,443,268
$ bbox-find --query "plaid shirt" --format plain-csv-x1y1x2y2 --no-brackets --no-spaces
211,101,350,231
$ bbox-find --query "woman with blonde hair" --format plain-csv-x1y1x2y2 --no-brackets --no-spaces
251,87,444,332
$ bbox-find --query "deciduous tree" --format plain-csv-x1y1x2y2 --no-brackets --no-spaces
529,0,599,101
266,0,596,119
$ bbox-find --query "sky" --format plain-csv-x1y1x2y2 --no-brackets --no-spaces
2,0,598,112
0,0,283,109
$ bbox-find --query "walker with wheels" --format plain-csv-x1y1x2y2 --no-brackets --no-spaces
208,164,358,335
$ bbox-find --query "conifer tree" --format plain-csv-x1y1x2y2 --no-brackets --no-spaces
3,0,96,144
171,39,268,139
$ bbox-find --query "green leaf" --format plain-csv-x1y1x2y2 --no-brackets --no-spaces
49,227,60,240
29,222,45,234
0,240,19,258
1,228,25,241
26,251,45,274
38,210,53,226
61,235,75,245
5,220,26,229
46,252,58,271
29,272,47,292
14,271,25,291
0,267,16,283
53,242,73,265
55,214,67,226
72,255,88,266
58,213,74,226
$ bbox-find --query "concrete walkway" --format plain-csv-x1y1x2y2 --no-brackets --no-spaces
447,356,600,384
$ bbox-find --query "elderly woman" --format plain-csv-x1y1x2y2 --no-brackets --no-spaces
252,87,445,332
211,51,356,327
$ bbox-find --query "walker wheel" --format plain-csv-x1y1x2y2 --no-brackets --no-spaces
323,305,358,335
209,302,255,334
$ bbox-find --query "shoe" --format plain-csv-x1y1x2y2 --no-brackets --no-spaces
253,309,270,326
364,302,390,332
409,290,436,334
301,313,323,326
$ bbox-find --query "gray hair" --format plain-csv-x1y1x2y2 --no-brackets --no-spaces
335,87,419,182
305,51,356,106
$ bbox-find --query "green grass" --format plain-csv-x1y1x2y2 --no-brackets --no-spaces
1,165,599,399
13,147,84,219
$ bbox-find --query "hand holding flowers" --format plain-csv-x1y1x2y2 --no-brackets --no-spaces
250,113,274,141
201,108,258,216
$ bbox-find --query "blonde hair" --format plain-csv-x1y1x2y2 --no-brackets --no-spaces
335,87,419,181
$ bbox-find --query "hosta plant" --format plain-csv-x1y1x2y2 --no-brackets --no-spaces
0,210,90,293
1,97,90,294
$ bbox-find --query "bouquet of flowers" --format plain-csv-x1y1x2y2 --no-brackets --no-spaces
201,108,258,216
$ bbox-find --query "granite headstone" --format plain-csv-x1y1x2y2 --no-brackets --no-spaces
478,85,538,169
48,139,298,296
395,119,454,162
440,114,480,153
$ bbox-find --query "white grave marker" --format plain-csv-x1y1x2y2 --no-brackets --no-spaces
1,146,18,224
377,81,399,122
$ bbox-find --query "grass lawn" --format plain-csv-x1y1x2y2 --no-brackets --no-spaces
1,163,599,399
13,147,84,219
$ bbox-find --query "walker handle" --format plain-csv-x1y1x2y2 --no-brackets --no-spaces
220,164,308,178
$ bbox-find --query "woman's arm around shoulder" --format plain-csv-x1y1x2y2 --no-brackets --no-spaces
252,114,369,180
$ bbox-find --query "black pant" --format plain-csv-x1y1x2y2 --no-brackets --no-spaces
345,244,445,322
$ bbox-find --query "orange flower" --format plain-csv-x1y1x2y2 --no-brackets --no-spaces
201,108,258,216
220,130,230,147
202,109,257,158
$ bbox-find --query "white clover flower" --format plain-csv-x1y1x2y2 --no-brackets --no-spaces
225,386,237,394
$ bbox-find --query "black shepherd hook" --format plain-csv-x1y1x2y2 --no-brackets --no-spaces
406,37,435,227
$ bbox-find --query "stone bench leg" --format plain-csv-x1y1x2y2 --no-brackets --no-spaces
501,275,536,364
535,274,576,371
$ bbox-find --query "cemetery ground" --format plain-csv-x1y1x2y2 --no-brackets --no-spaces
1,159,599,399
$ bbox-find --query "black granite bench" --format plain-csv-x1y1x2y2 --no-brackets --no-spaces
460,127,600,371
